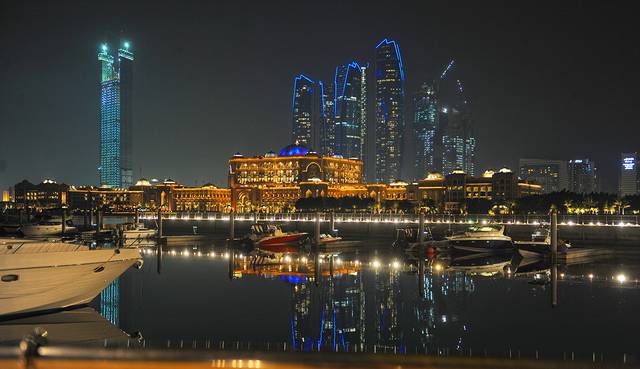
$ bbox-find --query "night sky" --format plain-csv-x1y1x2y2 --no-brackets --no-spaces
1,1,638,192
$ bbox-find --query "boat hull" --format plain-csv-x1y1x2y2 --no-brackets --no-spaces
257,233,308,247
0,248,141,317
20,225,76,237
449,239,514,253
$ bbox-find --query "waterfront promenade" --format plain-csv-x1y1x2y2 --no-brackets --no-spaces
139,212,640,245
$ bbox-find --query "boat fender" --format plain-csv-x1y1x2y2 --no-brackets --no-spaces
114,249,121,254
427,245,436,256
134,260,144,269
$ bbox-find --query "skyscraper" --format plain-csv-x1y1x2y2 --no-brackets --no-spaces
333,62,367,159
568,159,598,193
375,38,405,183
291,74,322,149
321,78,335,156
433,61,476,176
619,153,638,197
413,82,438,179
519,158,568,193
98,41,133,188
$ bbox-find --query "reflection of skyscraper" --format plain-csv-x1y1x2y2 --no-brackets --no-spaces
292,74,323,149
373,270,400,348
413,83,438,179
334,62,367,159
98,42,134,188
375,38,405,183
100,280,120,326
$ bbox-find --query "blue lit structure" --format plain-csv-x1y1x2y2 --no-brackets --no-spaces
98,41,134,188
279,144,310,157
333,62,367,160
375,38,405,183
100,279,120,326
291,74,323,150
413,82,438,179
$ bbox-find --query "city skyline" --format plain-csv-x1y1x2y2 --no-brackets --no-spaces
1,1,638,193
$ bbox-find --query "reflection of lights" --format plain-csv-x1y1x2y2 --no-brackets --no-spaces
224,252,230,259
372,260,381,268
392,260,400,269
616,274,627,283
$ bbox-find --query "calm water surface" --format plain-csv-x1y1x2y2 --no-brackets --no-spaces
99,241,640,359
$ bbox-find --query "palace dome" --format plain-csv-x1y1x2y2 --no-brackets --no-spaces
279,144,309,157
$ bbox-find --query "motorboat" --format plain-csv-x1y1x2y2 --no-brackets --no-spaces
317,233,343,244
20,217,76,237
515,226,570,258
245,224,308,252
0,239,142,317
392,227,435,249
121,222,157,240
446,225,514,253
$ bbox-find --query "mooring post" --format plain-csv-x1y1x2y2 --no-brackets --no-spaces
157,206,163,239
551,209,558,261
229,211,235,241
61,206,66,236
330,211,335,232
315,212,321,245
419,212,425,246
551,208,558,307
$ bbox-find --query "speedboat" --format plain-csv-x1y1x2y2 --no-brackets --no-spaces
446,225,514,253
0,239,142,317
20,217,76,237
245,224,308,252
121,222,157,240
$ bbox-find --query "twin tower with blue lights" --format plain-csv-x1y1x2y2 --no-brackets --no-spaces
98,41,134,188
291,38,476,184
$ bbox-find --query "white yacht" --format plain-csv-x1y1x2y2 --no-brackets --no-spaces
20,217,76,237
122,222,157,240
0,239,142,317
446,225,514,253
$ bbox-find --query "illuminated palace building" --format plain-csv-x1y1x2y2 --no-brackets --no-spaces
229,144,365,212
98,41,134,188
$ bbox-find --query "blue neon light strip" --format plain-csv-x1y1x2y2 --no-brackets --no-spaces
375,38,405,81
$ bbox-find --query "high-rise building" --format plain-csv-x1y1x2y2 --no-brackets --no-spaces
98,41,134,188
519,158,568,193
375,38,405,183
434,61,476,177
321,79,335,156
291,74,323,150
333,62,367,159
413,82,438,178
568,159,598,193
619,153,638,197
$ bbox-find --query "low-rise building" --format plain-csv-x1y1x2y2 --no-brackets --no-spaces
13,179,68,210
67,186,143,212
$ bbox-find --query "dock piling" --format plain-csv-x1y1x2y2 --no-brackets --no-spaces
314,212,321,245
418,212,425,246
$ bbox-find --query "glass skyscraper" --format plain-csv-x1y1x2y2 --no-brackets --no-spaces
375,38,405,183
413,82,438,179
291,74,322,149
98,42,133,188
333,62,367,159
